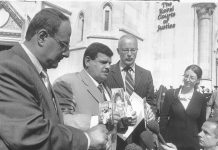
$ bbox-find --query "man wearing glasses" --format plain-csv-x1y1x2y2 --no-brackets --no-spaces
106,34,155,149
0,8,108,150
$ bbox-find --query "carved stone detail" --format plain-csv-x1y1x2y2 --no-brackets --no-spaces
193,3,216,20
0,1,24,28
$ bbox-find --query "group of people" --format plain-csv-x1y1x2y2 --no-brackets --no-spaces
0,7,217,150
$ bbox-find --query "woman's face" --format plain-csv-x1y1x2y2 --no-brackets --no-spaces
183,69,199,89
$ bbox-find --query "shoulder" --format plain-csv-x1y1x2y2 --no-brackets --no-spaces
135,64,151,74
194,90,205,100
54,72,79,85
0,49,33,77
165,88,180,99
110,62,119,71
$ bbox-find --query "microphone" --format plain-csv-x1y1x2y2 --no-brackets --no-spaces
140,130,154,150
125,143,143,150
147,120,166,145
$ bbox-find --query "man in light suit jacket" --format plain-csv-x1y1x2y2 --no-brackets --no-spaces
0,8,108,150
53,42,137,149
106,34,156,149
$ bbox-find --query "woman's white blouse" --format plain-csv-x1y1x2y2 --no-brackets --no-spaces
178,88,194,110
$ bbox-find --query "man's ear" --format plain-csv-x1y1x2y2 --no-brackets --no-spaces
84,56,91,68
117,48,120,54
37,29,48,46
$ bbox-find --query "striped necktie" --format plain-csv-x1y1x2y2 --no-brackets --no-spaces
40,70,57,112
124,66,134,96
98,84,107,101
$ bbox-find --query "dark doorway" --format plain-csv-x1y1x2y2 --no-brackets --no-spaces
0,45,13,51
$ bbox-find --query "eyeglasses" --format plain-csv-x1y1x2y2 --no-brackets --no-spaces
51,36,70,53
121,48,138,54
183,74,197,81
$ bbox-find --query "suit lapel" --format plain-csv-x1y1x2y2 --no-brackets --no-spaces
111,62,124,88
79,69,105,103
186,91,200,114
172,88,187,113
174,88,200,115
134,64,143,90
12,44,63,122
12,44,39,75
103,82,112,99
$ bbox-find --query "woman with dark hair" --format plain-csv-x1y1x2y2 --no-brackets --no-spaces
160,64,206,150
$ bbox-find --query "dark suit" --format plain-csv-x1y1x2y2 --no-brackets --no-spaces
106,61,155,149
106,61,155,106
0,44,88,150
160,88,206,150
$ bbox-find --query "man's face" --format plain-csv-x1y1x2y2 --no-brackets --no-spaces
43,21,71,69
198,121,218,149
86,53,111,83
117,38,138,67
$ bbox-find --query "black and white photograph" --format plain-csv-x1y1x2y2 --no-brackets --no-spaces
0,0,218,150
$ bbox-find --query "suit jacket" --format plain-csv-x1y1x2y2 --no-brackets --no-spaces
106,61,155,106
0,44,88,150
106,61,155,149
53,69,111,128
160,88,206,150
53,70,128,150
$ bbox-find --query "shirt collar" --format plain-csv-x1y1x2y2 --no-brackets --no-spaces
119,61,135,72
21,43,43,74
84,70,101,87
178,88,194,100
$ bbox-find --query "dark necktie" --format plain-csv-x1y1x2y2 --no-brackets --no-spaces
124,66,134,96
98,84,107,101
40,70,57,112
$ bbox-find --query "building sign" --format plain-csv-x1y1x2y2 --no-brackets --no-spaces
157,2,176,32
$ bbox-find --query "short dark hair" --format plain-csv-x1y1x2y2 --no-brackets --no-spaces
184,64,202,79
25,8,69,41
83,42,113,68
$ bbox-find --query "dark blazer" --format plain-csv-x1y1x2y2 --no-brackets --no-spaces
106,61,155,106
106,61,155,149
0,44,88,150
160,88,206,150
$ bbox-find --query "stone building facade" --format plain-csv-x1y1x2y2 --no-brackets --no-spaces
0,1,217,90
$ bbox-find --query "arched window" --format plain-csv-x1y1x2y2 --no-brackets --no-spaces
103,3,112,31
78,12,84,41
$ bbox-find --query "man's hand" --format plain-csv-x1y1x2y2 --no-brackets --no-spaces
113,111,121,124
128,111,137,126
161,143,177,150
86,124,108,149
121,111,137,126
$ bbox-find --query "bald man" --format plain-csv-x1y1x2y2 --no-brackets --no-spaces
106,34,156,149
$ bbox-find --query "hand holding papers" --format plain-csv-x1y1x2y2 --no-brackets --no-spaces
99,101,114,131
98,101,117,150
111,88,145,141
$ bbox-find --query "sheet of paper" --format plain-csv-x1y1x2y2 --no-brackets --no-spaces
118,92,145,140
90,115,99,128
